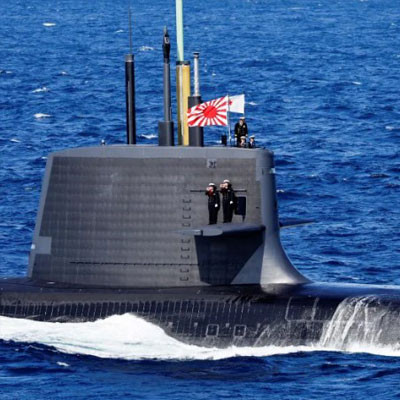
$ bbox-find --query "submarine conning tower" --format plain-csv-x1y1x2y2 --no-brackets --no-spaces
28,145,309,287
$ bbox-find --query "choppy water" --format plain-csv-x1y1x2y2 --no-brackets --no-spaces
1,0,400,398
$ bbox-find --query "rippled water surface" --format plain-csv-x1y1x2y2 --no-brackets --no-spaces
1,0,400,398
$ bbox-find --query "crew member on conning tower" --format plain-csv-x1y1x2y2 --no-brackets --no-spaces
220,179,237,223
239,136,247,148
248,135,256,148
234,117,248,147
205,183,220,224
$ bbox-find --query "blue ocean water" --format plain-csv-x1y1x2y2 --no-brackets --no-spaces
1,0,400,398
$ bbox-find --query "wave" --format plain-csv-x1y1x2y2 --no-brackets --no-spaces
0,315,314,360
139,133,157,140
139,46,154,52
34,113,51,119
319,296,400,356
32,86,50,93
2,295,400,360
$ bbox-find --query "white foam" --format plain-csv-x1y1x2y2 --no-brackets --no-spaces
10,138,21,143
140,134,157,140
43,22,56,27
0,315,314,360
57,361,70,367
32,86,49,93
139,46,154,52
247,101,258,106
1,310,400,360
34,113,51,119
319,296,400,356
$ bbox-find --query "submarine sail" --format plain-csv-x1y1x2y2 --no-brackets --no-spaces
27,146,306,287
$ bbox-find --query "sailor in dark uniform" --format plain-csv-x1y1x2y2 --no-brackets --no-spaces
248,135,256,148
205,183,220,224
234,117,248,147
239,136,247,148
220,179,237,223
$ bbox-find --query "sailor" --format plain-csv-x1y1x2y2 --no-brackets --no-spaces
234,117,248,147
239,136,247,148
220,179,237,223
248,135,256,148
205,183,220,224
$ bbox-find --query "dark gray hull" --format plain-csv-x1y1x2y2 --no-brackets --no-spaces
2,279,400,348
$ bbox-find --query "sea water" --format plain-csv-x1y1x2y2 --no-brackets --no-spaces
1,0,400,398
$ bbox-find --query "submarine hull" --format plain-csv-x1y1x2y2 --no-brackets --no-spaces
2,279,400,348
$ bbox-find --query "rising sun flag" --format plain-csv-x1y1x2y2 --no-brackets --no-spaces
187,96,228,127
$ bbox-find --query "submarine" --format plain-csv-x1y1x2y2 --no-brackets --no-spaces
2,22,400,351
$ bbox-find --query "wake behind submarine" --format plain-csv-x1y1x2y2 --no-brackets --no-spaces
1,20,400,351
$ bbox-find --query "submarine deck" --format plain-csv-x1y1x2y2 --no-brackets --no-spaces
2,278,400,301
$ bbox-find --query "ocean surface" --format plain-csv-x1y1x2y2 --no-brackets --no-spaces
1,0,400,398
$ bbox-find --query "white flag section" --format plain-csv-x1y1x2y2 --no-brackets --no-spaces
187,96,228,127
228,94,245,114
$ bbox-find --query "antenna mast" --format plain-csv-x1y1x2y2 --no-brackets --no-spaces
125,4,136,144
175,0,191,146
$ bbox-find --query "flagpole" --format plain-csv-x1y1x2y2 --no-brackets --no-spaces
227,94,231,146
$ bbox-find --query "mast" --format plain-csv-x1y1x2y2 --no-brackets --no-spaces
158,27,174,146
188,52,204,146
175,0,191,145
125,6,136,144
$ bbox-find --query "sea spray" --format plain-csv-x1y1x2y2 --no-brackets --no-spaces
2,308,400,360
0,315,313,360
319,296,400,353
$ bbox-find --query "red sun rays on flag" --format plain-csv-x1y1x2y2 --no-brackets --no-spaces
203,105,218,119
187,96,228,127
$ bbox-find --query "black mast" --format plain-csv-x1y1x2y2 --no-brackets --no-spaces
125,6,136,144
158,27,174,146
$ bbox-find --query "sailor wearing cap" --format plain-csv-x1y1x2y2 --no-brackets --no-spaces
205,183,220,225
248,135,256,149
234,117,248,147
220,179,237,223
